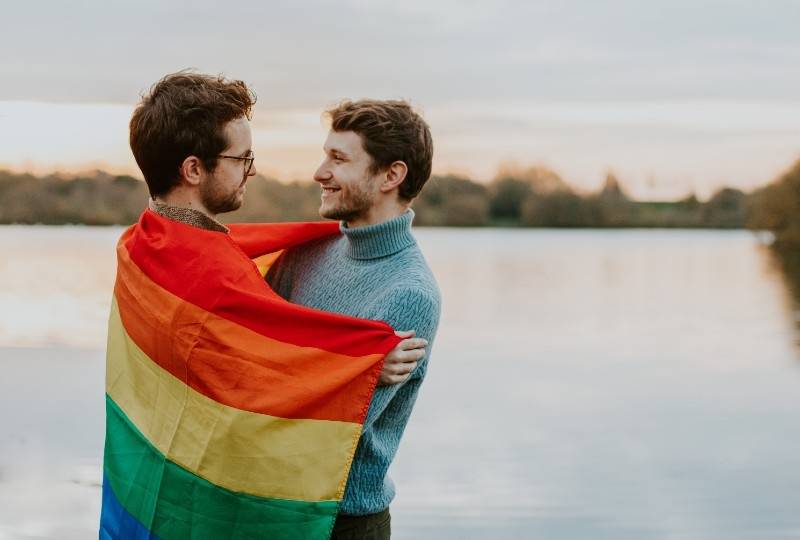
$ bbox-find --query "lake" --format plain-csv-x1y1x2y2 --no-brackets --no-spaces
0,226,798,539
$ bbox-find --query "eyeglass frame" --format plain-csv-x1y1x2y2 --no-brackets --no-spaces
217,151,255,178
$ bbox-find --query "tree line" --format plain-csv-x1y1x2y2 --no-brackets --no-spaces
747,159,800,321
0,165,757,229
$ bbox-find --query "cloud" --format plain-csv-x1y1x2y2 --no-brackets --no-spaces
3,0,800,104
2,1,799,197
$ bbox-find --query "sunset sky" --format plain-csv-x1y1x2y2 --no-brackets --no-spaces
2,0,800,199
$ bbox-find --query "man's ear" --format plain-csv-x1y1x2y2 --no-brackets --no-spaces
380,161,408,193
179,156,205,187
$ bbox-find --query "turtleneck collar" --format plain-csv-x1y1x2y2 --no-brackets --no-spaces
339,209,417,260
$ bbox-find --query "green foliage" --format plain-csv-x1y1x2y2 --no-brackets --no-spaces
747,160,800,248
0,170,148,225
488,177,533,222
522,192,602,227
223,178,321,223
702,188,748,228
0,168,753,229
413,175,489,226
488,165,570,223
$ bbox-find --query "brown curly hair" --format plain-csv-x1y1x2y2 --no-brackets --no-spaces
130,70,256,197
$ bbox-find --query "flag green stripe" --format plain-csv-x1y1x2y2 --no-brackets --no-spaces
103,395,338,540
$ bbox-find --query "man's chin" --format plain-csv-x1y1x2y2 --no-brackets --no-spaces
318,203,336,220
319,198,373,222
319,204,351,221
210,197,243,216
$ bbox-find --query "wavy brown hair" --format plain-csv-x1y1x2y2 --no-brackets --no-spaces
129,70,256,197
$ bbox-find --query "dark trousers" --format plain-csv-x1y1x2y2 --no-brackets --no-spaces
330,508,391,540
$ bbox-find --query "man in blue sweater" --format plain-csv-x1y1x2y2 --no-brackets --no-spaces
267,100,441,540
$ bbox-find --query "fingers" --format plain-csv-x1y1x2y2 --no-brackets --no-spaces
387,348,425,364
392,362,417,375
403,348,426,362
380,360,418,384
397,337,428,351
380,373,411,385
384,363,416,376
394,330,416,338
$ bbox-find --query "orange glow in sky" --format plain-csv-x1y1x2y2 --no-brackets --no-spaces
2,99,799,200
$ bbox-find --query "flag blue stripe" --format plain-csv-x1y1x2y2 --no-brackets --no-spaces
100,475,158,540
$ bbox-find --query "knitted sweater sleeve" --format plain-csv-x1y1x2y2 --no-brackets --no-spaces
364,286,441,428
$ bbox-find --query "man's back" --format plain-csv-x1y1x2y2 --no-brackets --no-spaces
267,209,441,515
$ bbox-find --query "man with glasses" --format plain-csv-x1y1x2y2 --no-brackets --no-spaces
131,72,258,229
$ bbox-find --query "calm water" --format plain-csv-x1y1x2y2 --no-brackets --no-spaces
0,226,798,540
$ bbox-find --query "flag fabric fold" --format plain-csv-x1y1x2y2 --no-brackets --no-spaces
100,209,400,540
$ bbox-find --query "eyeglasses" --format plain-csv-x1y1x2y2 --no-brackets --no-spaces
218,151,255,177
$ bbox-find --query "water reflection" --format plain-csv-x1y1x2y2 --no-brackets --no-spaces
1,227,800,539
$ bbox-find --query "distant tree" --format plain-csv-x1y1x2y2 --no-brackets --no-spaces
496,164,570,194
702,187,747,228
594,171,634,226
489,165,569,224
439,195,490,226
678,193,700,208
599,171,628,200
226,177,321,223
413,175,489,226
747,159,800,247
487,177,532,223
522,191,602,227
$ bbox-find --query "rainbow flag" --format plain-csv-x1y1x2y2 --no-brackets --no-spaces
100,209,400,539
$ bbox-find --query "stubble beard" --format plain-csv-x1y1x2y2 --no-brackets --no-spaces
319,184,374,222
201,174,244,216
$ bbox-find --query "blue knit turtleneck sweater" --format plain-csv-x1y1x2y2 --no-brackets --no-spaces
266,209,441,515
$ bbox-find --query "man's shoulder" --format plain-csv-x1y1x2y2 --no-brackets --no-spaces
370,282,441,343
385,244,440,296
379,284,440,313
371,259,441,328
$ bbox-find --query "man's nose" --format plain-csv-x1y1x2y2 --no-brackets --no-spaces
313,163,332,182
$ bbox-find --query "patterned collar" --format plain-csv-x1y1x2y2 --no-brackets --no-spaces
148,199,229,233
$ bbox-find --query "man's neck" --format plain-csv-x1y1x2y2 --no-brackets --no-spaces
338,208,416,260
156,190,216,221
345,200,409,229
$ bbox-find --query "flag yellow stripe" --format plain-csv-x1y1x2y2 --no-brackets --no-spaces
252,250,284,277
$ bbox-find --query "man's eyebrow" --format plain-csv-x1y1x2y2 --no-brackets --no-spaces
327,148,349,158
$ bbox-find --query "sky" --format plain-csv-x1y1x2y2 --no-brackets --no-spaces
2,0,800,199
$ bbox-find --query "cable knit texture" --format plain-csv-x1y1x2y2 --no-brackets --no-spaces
266,209,441,515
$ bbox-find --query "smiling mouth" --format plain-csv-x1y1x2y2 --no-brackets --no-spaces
321,186,340,196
